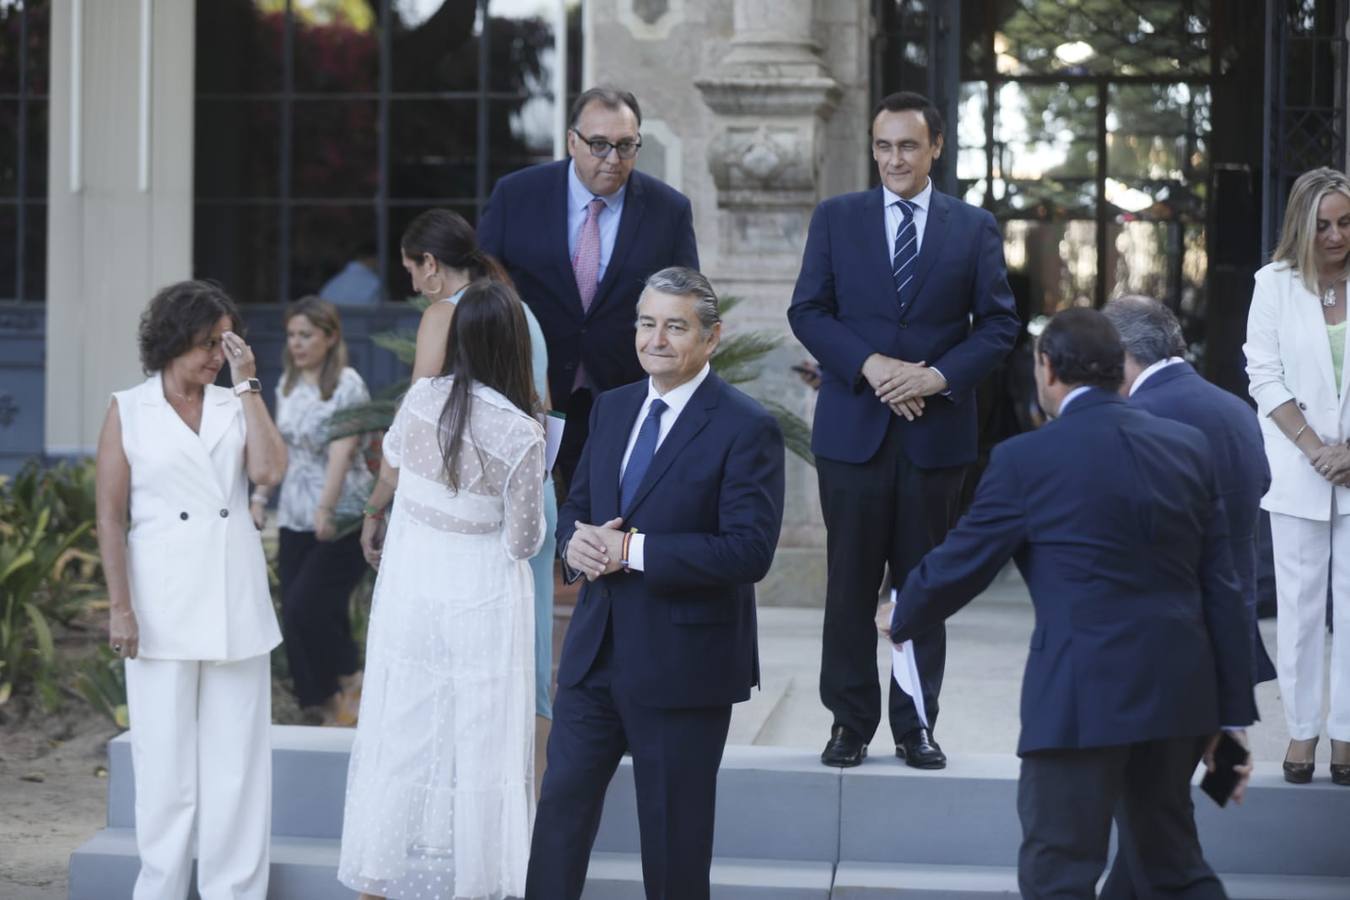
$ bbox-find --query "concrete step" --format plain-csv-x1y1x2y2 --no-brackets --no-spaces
829,862,1350,900
67,829,830,900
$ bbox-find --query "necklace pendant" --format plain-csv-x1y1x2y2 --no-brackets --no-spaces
1325,289,1338,309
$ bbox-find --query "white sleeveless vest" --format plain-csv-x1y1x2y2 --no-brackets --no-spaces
113,374,282,660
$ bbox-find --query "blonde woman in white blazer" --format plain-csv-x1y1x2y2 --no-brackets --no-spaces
1244,167,1350,787
95,281,288,899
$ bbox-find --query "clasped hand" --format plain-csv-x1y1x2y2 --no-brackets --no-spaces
874,600,896,642
862,354,947,422
1308,443,1350,487
567,517,626,582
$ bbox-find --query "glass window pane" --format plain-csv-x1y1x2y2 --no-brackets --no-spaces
290,204,376,300
991,83,1097,216
1106,83,1209,223
25,97,44,198
21,0,50,96
292,100,378,197
196,99,282,199
488,98,552,172
0,204,15,300
194,203,282,304
196,1,284,94
1108,220,1172,301
994,1,1209,77
389,99,478,199
487,2,556,96
1002,220,1097,318
292,4,378,93
391,0,482,93
22,200,43,302
0,100,16,194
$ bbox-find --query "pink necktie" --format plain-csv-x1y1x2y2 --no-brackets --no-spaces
572,197,606,312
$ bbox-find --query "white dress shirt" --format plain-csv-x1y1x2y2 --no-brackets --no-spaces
566,160,626,282
1128,357,1185,396
1056,385,1093,417
883,177,934,261
620,363,712,571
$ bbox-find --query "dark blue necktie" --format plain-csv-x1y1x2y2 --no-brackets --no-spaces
620,398,667,511
891,197,918,310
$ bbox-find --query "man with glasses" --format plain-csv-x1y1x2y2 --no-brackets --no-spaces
480,86,699,489
789,91,1019,771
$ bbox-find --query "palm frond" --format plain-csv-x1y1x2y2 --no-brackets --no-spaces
373,330,419,365
328,400,399,440
712,332,783,385
757,398,815,465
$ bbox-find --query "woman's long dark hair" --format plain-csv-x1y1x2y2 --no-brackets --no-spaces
402,208,511,285
436,280,538,490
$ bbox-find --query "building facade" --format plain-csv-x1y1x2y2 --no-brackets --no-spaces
2,0,1347,599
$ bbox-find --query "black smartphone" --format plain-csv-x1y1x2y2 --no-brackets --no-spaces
1199,731,1249,807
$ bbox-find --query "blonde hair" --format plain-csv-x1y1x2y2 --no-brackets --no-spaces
281,296,348,400
1272,167,1350,295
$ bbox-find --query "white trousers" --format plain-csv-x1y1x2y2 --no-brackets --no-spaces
124,653,272,900
1269,512,1350,741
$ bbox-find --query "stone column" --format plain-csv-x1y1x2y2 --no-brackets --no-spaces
694,0,842,600
45,0,195,456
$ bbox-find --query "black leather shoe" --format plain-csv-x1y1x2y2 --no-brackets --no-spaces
896,727,947,769
821,725,867,767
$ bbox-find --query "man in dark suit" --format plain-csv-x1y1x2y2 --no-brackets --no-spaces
788,91,1019,768
1098,295,1275,900
478,86,699,487
882,308,1256,899
525,267,786,900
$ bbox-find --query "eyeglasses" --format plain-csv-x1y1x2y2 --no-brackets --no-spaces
572,130,642,160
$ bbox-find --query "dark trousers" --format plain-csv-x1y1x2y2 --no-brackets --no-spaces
525,628,733,900
277,528,367,707
555,388,594,491
817,416,964,743
1019,738,1225,900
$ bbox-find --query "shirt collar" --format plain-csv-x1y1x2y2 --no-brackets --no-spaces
1128,356,1186,396
1056,384,1093,416
568,159,626,213
644,362,711,419
883,177,933,214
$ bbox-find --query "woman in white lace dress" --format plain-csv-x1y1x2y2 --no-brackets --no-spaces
338,281,546,900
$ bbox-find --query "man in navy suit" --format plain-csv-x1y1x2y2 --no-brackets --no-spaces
525,267,786,900
882,308,1256,899
479,86,699,487
1098,295,1275,900
789,91,1018,768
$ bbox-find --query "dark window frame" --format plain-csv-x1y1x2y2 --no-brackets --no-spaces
2,0,48,304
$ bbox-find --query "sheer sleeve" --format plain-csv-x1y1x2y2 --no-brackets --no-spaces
500,433,546,560
382,381,422,471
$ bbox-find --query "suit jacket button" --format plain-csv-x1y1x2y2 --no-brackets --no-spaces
180,511,189,521
219,508,229,518
1299,402,1308,410
899,321,909,328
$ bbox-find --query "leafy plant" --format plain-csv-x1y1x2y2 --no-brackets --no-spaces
70,644,129,728
0,461,104,710
327,294,815,464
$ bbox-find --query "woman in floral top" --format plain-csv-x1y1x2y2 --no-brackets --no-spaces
252,297,374,725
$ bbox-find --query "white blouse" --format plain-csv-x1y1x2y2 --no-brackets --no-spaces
274,367,376,530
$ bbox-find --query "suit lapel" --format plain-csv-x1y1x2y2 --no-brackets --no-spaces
860,187,893,303
596,385,646,521
1292,278,1340,401
589,173,646,318
550,161,586,318
622,375,719,519
147,374,227,502
906,189,952,305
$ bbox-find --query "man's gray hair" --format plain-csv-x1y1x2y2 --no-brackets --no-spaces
1101,294,1186,367
643,266,721,334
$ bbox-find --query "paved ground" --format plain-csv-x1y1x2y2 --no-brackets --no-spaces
734,565,1317,767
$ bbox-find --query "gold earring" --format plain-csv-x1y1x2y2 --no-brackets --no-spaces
423,272,445,298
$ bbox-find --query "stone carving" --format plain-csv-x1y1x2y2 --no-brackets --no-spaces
708,125,815,206
633,0,668,26
617,0,684,40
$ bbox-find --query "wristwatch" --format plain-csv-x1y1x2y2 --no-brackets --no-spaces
233,378,262,396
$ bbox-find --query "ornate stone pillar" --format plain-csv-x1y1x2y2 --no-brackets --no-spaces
695,0,839,269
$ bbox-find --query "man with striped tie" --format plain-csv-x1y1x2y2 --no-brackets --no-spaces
789,91,1019,770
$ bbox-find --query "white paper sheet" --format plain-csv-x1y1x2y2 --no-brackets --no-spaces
889,589,929,729
545,411,566,473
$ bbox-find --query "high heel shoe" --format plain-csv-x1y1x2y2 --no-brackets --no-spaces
1332,740,1350,786
1283,737,1317,784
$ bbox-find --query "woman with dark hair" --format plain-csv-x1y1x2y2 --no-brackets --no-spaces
250,296,373,725
401,207,561,789
338,280,546,900
94,280,286,899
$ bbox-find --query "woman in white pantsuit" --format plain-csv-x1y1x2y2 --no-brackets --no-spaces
95,281,288,898
1244,167,1350,786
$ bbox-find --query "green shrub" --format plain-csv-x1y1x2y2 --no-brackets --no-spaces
0,460,104,710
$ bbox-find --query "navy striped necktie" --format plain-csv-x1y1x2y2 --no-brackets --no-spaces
620,398,667,511
892,197,918,310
